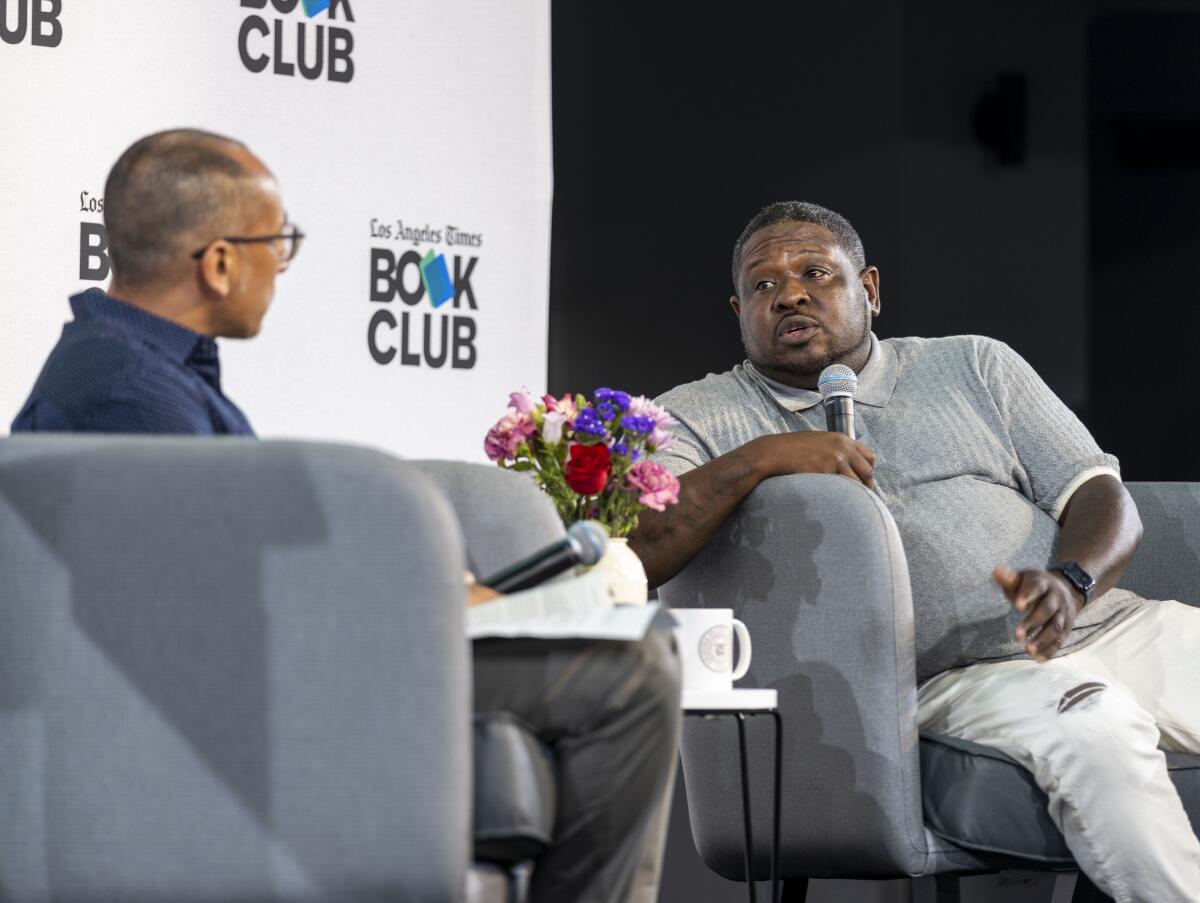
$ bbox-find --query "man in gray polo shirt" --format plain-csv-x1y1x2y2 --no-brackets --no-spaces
631,201,1200,901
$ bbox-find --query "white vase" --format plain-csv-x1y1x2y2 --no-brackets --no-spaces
591,537,649,605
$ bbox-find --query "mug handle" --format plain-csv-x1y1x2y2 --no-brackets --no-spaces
730,618,752,681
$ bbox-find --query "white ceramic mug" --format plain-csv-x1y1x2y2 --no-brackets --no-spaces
670,608,752,691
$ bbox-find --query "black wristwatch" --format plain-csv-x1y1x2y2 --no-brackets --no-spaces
1050,561,1095,604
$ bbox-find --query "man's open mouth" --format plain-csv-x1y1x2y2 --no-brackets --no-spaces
777,317,819,341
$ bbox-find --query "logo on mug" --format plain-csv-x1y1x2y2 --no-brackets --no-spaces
698,625,732,672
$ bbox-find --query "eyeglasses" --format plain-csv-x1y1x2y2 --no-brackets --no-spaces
190,225,305,267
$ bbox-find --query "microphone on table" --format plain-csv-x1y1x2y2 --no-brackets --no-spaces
817,364,858,439
479,520,608,593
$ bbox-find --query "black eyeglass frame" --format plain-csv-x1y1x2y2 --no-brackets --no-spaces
190,226,305,262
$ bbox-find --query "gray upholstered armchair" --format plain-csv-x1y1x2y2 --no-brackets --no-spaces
658,475,1200,901
0,436,564,903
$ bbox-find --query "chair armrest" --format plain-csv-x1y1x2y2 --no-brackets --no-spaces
659,474,930,878
1122,482,1200,607
0,437,473,900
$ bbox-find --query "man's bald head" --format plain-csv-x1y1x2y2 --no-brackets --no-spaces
103,129,269,287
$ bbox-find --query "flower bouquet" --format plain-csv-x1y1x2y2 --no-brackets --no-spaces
483,386,681,537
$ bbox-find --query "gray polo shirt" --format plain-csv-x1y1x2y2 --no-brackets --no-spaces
653,333,1144,682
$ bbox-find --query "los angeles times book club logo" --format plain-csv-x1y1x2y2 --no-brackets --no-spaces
75,1,357,283
369,224,482,372
239,0,355,83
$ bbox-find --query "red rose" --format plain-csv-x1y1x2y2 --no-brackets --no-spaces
564,443,612,495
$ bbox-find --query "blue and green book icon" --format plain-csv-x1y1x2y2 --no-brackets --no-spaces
420,250,455,307
301,0,331,17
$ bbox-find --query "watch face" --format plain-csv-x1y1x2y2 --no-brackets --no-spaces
1059,561,1095,596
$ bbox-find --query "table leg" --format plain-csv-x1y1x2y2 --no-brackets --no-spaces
770,710,782,903
736,712,757,903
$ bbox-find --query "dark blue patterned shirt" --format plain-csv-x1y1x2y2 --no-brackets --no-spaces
11,288,255,436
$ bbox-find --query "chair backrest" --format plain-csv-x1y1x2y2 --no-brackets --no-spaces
412,460,565,576
1123,482,1200,607
0,435,471,903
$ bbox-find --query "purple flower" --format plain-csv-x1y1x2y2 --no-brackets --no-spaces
611,441,630,457
597,402,616,421
573,408,608,439
619,414,655,435
594,387,632,411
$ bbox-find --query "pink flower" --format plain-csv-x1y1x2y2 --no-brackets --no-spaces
624,460,680,512
627,395,671,423
508,386,537,414
647,426,673,453
484,410,537,461
544,393,580,425
543,392,579,423
627,396,676,451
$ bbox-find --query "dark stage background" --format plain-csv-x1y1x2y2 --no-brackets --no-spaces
548,1,1200,900
549,0,1200,485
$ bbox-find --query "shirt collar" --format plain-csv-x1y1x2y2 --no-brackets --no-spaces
70,288,217,365
746,332,898,413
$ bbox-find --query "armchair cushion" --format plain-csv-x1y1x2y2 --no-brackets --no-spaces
920,733,1200,861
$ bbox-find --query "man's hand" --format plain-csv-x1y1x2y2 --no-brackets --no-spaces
751,432,876,490
465,573,501,607
993,565,1083,662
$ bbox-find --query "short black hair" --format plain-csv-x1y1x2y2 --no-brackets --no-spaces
103,128,258,286
731,201,866,292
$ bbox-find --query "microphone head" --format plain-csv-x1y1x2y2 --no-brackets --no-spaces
567,520,608,566
817,364,858,401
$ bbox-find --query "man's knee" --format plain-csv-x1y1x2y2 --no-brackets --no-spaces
1038,679,1162,773
624,619,682,732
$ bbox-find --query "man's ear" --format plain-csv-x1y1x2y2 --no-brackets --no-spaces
197,242,236,298
730,294,742,318
861,266,881,317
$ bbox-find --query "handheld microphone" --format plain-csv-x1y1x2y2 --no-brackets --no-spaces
818,364,858,439
479,520,608,593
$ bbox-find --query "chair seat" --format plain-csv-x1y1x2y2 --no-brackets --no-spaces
473,713,557,866
920,733,1200,863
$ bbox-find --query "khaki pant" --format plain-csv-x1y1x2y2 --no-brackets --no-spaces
473,612,682,903
918,600,1200,903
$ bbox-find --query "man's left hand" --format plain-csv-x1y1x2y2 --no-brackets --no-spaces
993,565,1083,663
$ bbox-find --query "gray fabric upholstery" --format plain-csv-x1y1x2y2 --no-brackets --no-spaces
413,460,565,893
412,461,565,577
659,474,1200,882
0,436,471,903
472,714,556,865
919,734,1200,863
659,474,988,879
1122,483,1200,608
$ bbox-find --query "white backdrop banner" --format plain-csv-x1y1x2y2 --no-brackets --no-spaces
0,0,552,460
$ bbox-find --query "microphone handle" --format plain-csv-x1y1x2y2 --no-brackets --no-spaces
482,541,580,593
823,396,855,439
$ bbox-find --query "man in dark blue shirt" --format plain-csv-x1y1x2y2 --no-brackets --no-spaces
11,128,300,435
11,127,681,903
